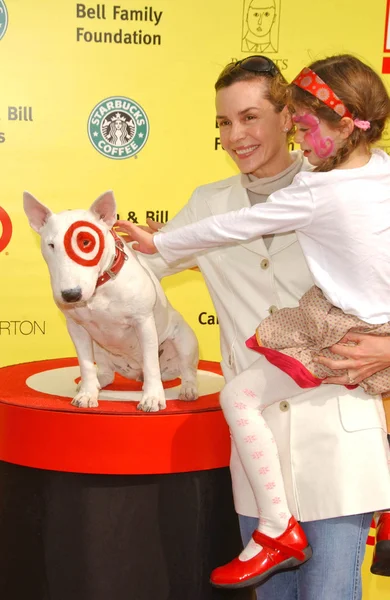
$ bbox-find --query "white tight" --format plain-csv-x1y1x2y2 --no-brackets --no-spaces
220,357,306,554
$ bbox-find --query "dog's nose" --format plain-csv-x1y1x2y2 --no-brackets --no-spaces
61,287,82,303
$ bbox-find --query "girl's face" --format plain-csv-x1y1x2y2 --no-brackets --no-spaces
293,110,343,166
216,79,292,178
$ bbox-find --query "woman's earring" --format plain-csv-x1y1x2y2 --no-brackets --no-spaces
283,127,289,132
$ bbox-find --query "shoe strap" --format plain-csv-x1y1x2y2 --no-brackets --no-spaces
252,529,306,561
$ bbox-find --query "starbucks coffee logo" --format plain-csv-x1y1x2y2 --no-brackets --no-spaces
88,96,149,160
0,1,8,41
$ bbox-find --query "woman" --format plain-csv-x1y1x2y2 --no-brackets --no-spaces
116,56,390,598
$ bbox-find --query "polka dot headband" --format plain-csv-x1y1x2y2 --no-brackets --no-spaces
292,67,370,130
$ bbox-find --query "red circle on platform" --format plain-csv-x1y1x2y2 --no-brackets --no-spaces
0,358,231,475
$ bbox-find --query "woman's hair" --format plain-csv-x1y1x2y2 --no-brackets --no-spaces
215,59,289,117
288,54,390,171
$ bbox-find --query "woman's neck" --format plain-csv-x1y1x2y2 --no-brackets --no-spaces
250,147,294,179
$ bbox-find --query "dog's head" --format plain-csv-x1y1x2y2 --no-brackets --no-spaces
24,191,117,306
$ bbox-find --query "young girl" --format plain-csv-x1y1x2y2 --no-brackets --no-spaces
126,54,390,589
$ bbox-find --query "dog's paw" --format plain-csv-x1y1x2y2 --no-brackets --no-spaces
179,383,199,401
137,394,166,412
71,390,99,408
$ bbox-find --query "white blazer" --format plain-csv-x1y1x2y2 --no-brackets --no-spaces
145,165,390,521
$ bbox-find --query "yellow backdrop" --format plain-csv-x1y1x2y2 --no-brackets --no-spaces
1,1,390,596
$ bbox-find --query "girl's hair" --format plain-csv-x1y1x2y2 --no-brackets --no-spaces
289,54,390,171
215,59,289,117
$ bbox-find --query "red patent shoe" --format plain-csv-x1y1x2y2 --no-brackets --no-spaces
210,516,312,589
371,513,390,577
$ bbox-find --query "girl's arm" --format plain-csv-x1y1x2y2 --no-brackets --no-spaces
127,179,314,262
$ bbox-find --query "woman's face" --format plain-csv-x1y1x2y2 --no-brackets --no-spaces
216,79,291,178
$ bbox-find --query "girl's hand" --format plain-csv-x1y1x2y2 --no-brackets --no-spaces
115,220,158,254
114,219,163,243
314,332,390,385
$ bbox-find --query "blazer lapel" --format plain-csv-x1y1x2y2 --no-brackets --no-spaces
205,179,270,259
268,230,298,255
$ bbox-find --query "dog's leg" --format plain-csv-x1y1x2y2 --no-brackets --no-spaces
166,314,199,401
135,315,166,412
93,343,116,389
66,318,100,408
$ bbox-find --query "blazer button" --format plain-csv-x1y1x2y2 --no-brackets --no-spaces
260,258,270,270
269,305,278,315
279,401,290,412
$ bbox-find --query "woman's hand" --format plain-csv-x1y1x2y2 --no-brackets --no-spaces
114,219,163,243
115,220,158,254
314,332,390,385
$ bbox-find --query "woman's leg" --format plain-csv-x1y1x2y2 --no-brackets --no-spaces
239,514,298,600
298,513,372,600
220,358,306,556
239,512,373,600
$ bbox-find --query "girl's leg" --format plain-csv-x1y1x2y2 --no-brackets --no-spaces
371,435,390,575
371,512,390,576
220,358,307,559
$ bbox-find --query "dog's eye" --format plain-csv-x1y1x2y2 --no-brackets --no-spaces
48,242,54,249
82,239,91,248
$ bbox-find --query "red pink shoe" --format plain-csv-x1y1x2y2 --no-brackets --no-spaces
371,513,390,577
210,516,312,589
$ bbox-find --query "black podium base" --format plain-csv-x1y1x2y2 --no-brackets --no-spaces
0,461,253,600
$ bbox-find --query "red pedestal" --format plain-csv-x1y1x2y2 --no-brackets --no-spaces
0,357,231,474
0,358,251,600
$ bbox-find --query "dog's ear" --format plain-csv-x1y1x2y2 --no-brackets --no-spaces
23,192,53,234
90,191,117,228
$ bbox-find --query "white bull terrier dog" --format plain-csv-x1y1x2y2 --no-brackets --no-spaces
23,190,199,412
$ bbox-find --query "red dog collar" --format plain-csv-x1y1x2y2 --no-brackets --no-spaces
96,230,128,288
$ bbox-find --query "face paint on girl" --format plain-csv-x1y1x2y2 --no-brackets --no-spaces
293,113,335,163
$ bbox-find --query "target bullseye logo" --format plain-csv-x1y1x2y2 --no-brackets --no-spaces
64,220,104,266
0,206,12,252
25,362,224,404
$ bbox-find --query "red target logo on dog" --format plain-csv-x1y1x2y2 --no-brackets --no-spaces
64,221,105,266
0,206,12,252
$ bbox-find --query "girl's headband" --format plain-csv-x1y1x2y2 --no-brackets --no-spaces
292,67,370,130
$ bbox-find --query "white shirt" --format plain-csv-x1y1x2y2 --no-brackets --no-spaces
155,149,390,324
